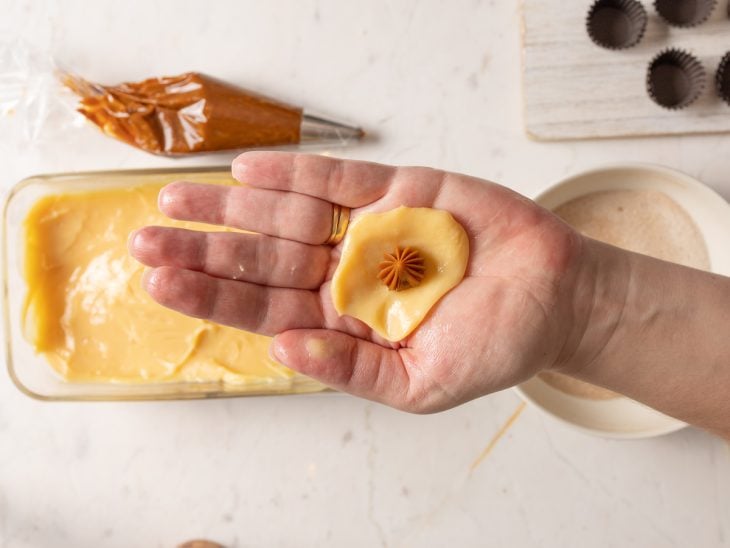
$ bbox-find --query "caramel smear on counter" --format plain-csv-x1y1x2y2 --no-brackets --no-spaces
22,184,322,388
331,206,469,342
63,72,302,154
178,541,224,548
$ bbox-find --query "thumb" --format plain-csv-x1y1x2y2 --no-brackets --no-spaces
271,329,414,409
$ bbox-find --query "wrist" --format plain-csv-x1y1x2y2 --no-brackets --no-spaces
551,236,633,376
544,233,730,437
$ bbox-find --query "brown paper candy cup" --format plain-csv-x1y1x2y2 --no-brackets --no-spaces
647,49,706,109
716,51,730,106
587,0,648,50
654,0,717,27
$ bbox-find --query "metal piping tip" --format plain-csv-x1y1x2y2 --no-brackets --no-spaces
300,113,365,143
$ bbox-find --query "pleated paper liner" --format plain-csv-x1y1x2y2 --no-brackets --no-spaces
716,51,730,106
647,48,706,109
654,0,717,28
586,0,648,50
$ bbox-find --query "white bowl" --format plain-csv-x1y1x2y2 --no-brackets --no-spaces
514,164,730,439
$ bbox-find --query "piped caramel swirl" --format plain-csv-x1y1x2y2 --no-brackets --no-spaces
377,246,425,291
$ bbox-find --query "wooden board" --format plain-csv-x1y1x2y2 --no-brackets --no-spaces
522,0,730,140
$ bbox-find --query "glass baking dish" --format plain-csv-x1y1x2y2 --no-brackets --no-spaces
3,166,327,401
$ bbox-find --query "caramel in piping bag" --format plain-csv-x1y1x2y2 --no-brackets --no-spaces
63,71,363,155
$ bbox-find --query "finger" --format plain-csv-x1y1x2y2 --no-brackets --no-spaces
158,182,332,245
130,226,330,289
143,267,323,335
231,152,399,208
271,329,437,412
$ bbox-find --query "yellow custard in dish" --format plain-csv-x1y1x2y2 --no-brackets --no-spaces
23,183,322,389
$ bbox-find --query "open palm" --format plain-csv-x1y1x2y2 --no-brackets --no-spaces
130,153,583,412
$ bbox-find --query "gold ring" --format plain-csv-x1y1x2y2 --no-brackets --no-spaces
325,204,350,245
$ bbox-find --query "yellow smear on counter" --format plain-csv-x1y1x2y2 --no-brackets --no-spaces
23,184,319,387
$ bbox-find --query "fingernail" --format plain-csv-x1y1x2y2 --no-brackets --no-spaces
140,267,155,290
231,158,247,182
157,187,172,211
127,229,139,252
269,337,285,363
158,182,185,213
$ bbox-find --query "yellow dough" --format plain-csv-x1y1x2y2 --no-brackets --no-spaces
22,183,323,392
331,206,469,341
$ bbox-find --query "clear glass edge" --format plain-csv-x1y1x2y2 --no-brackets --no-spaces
2,165,332,401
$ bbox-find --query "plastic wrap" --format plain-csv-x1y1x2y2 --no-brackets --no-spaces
0,40,84,145
0,40,364,156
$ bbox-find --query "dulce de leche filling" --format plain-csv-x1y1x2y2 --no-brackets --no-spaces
23,183,319,388
64,72,303,154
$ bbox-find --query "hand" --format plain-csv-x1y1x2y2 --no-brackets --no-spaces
129,152,585,412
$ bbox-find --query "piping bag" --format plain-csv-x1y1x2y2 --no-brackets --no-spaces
0,40,363,155
62,71,365,155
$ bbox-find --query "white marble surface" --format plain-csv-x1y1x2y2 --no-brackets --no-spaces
0,1,729,547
